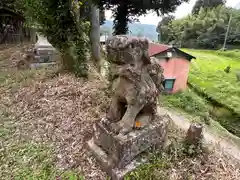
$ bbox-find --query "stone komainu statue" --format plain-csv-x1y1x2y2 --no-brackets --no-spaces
105,35,165,134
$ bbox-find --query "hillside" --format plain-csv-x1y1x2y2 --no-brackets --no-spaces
100,20,158,41
1,45,240,179
185,49,240,115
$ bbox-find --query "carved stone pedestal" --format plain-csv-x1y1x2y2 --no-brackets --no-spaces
87,115,169,180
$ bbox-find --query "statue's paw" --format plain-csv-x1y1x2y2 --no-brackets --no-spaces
109,123,121,134
119,127,131,135
118,122,133,135
109,122,133,135
100,117,110,126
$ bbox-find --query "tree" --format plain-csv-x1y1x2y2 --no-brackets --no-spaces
0,0,24,13
21,0,106,77
157,5,240,49
92,0,189,35
156,15,175,42
0,0,16,9
192,0,226,14
21,0,90,77
90,4,102,72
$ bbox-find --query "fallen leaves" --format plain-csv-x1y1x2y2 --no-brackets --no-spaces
1,72,110,179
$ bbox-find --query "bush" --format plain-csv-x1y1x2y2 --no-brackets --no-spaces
161,89,209,115
22,0,90,77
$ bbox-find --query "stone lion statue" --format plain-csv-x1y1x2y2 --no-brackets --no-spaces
104,35,164,134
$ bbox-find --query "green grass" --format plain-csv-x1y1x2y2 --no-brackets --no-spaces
0,68,58,91
125,129,205,180
160,89,211,124
182,49,240,115
213,49,240,60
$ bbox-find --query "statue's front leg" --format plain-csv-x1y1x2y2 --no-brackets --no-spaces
106,97,123,123
112,104,144,134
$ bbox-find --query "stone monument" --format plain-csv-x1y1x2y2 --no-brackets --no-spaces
34,33,56,63
87,35,169,180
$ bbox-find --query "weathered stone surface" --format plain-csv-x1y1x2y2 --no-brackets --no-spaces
34,33,56,63
87,35,167,180
87,115,169,179
105,35,165,134
87,138,148,180
93,115,168,169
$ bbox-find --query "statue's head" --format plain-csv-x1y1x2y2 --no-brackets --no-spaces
106,35,151,66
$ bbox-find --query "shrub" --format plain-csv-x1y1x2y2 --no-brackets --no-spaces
224,66,231,73
161,89,209,115
22,0,90,77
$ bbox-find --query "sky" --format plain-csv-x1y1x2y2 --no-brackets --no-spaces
105,0,240,25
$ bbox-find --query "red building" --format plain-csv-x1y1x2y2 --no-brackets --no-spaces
148,43,195,93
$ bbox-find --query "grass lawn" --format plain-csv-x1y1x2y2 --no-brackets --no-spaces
182,49,240,115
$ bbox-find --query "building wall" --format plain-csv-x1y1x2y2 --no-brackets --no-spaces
157,57,190,93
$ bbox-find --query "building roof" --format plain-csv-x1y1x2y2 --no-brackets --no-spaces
148,42,195,61
148,43,170,57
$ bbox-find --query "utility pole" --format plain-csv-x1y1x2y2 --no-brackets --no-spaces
222,14,232,50
222,2,240,50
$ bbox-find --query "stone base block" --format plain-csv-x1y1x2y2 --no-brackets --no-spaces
93,115,168,169
87,138,147,180
87,115,169,180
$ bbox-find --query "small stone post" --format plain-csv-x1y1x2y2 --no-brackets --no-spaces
186,123,203,144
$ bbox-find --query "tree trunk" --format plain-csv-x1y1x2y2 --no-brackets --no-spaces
113,3,129,35
61,50,75,71
70,0,81,30
30,28,37,43
90,4,102,73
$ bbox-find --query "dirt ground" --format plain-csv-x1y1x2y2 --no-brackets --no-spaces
1,45,240,180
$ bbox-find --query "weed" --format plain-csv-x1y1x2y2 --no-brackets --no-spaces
160,89,210,117
125,136,205,180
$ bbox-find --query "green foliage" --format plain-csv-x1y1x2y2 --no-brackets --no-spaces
125,138,204,180
60,171,85,180
160,89,212,125
215,49,240,59
224,65,231,73
185,49,240,135
192,0,226,14
21,0,90,77
161,89,210,114
0,0,24,14
93,0,188,35
0,0,16,9
125,154,170,180
156,15,175,42
185,49,240,115
0,140,84,179
157,5,240,49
